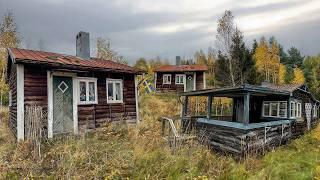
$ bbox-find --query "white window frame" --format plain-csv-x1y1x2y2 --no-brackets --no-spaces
175,74,185,85
296,102,302,118
163,74,171,84
262,101,287,118
77,77,98,105
290,100,302,118
314,105,318,118
106,78,123,104
8,90,12,107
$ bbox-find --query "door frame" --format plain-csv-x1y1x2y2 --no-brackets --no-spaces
184,72,196,92
47,71,78,138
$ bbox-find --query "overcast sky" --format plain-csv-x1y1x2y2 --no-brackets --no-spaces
1,0,320,64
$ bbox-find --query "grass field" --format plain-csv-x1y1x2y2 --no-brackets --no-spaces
0,94,320,179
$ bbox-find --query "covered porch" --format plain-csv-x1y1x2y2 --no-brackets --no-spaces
179,84,293,156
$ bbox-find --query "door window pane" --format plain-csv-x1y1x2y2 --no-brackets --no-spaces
108,83,114,101
89,82,95,101
79,81,86,102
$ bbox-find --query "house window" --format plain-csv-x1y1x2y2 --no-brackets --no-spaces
163,74,171,84
175,74,184,84
8,90,12,107
106,79,123,103
262,101,287,118
78,78,98,104
290,102,296,117
290,101,302,118
296,102,302,118
314,105,318,117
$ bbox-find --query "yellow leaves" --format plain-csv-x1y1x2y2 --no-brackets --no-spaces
253,38,281,84
292,68,305,84
278,64,286,85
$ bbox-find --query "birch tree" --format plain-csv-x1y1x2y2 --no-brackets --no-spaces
96,37,128,65
216,10,236,86
0,12,20,108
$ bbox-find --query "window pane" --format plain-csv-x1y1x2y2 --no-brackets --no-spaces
79,81,86,102
89,82,95,101
271,103,278,116
263,103,270,116
115,83,121,100
279,102,287,117
291,102,296,117
108,83,114,101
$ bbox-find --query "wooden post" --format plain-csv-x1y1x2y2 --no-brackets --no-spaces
207,95,212,119
287,96,291,119
183,96,189,117
243,93,250,125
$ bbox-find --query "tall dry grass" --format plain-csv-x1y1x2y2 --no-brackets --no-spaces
0,95,320,179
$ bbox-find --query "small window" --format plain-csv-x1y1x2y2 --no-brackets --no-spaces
314,105,318,117
106,79,123,103
270,102,278,117
296,102,302,118
262,101,287,118
290,102,296,118
78,78,98,104
279,102,287,117
8,90,12,107
175,74,184,84
263,102,270,117
163,74,171,84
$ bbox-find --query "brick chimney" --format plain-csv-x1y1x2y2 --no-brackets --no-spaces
76,31,90,59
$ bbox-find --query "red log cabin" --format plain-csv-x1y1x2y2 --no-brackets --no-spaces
154,61,208,93
6,32,141,140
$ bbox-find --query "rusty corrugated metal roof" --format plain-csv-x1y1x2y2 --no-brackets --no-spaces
9,48,138,73
154,65,208,72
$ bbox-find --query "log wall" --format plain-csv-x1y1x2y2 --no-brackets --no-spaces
156,71,205,93
8,60,17,137
196,121,291,156
14,64,137,136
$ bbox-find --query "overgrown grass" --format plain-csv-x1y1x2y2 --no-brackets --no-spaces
0,94,320,179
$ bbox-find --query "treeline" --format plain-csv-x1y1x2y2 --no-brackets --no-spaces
133,10,320,99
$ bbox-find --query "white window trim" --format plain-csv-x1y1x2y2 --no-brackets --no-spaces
106,78,124,104
163,74,171,84
262,101,287,118
314,105,318,118
77,77,98,105
290,100,302,118
175,74,185,85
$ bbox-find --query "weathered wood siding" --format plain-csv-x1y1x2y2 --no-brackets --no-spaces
156,71,205,93
196,121,291,156
77,72,137,132
13,64,137,135
195,72,204,90
8,60,17,137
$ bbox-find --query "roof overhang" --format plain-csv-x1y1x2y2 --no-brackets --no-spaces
179,84,291,97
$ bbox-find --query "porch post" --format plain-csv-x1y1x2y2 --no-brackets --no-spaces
243,93,250,125
183,96,189,117
287,96,291,118
207,95,212,119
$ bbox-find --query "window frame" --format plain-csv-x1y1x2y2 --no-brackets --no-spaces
296,102,302,118
163,74,172,84
77,77,98,105
106,78,124,104
314,105,318,118
175,74,185,85
262,101,287,118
